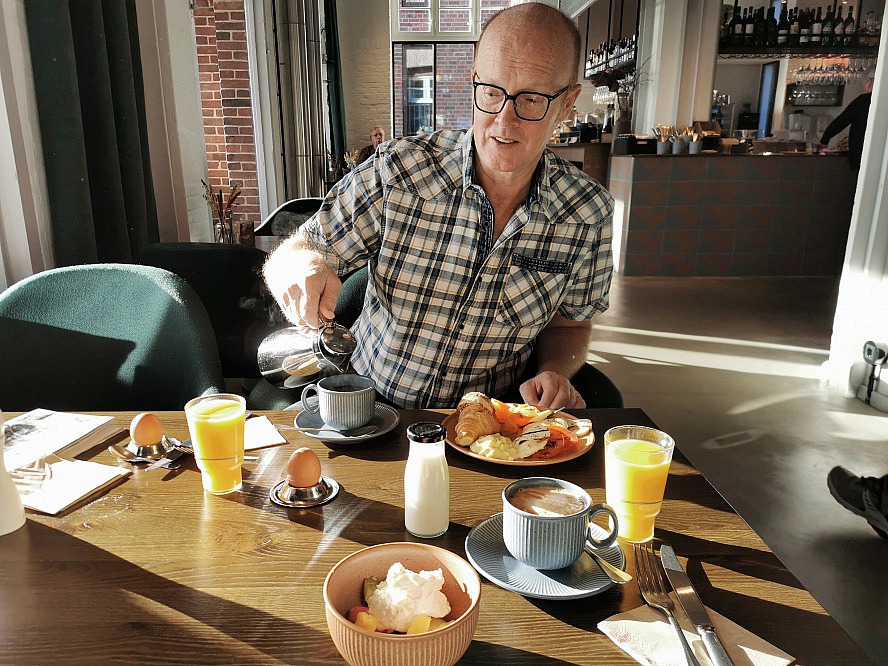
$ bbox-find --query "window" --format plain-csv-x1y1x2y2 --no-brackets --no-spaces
391,0,508,137
393,43,477,137
391,0,509,40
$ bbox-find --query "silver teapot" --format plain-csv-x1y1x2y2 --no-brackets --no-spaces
257,321,357,389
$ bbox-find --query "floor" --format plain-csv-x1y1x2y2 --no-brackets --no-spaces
589,275,887,664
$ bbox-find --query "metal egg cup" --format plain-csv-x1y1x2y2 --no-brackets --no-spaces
270,475,340,508
124,435,176,460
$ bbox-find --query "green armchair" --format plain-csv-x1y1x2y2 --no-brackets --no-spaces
0,264,225,411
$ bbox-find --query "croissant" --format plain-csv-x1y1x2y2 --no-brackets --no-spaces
455,392,500,446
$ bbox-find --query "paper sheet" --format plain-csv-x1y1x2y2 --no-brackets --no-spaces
16,459,131,515
245,416,288,450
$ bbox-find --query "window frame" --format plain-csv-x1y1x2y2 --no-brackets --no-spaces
390,0,481,42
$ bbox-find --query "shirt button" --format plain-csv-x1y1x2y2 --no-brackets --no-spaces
465,189,474,200
441,371,448,378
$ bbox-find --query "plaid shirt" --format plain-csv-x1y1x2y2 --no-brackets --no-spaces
300,128,614,408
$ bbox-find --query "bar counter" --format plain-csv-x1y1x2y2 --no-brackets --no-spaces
608,153,855,277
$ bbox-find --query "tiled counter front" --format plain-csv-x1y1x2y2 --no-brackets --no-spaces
608,155,855,276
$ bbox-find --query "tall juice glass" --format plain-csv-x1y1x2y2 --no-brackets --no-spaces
184,393,246,494
604,425,674,542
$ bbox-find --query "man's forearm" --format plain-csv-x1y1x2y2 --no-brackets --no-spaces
534,318,592,378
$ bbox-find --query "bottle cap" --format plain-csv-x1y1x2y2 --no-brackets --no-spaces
407,422,446,443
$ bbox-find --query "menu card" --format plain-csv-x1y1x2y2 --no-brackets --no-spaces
3,409,125,472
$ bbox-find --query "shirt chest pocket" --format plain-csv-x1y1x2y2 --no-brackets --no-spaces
495,255,571,330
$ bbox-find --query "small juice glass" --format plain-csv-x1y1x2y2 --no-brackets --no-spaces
184,393,246,494
604,425,674,542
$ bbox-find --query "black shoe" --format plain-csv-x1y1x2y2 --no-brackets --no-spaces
827,466,888,540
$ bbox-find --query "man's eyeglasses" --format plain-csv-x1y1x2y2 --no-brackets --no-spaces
472,80,572,122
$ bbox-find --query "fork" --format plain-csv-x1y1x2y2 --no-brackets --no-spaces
634,542,701,666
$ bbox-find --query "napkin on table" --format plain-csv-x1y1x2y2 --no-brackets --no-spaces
598,593,794,666
18,459,131,515
245,416,288,450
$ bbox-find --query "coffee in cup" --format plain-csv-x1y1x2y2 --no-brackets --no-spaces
502,477,618,570
300,374,375,430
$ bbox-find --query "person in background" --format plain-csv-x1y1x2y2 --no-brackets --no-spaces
828,466,888,539
263,2,613,410
357,126,385,163
819,75,874,174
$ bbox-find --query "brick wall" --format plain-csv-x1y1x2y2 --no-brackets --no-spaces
436,44,473,129
192,0,259,226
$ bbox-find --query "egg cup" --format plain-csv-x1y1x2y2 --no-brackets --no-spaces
270,476,340,508
124,434,176,461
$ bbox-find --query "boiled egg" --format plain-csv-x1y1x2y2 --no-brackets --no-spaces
286,447,322,488
129,412,164,446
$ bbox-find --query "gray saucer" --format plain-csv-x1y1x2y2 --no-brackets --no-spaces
464,512,626,600
293,403,399,443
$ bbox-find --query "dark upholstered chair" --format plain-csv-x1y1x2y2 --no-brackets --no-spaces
0,264,225,411
254,198,324,237
137,242,279,380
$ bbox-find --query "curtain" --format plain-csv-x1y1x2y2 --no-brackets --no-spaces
324,0,347,169
24,0,158,266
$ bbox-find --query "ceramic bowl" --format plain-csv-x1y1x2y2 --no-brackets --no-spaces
323,542,481,666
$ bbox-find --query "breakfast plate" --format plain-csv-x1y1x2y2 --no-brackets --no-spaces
293,404,400,443
465,512,625,599
442,411,594,466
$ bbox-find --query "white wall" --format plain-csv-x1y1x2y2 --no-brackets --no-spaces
0,0,52,288
825,36,888,408
336,0,391,153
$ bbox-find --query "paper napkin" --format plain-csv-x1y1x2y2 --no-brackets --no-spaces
17,459,131,515
245,415,288,450
598,594,794,666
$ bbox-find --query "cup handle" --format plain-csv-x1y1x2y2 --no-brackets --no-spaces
587,503,619,549
301,384,320,414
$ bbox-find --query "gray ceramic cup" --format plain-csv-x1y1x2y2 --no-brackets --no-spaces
300,374,375,430
502,477,618,570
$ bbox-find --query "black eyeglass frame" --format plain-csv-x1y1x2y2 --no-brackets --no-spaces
472,79,574,122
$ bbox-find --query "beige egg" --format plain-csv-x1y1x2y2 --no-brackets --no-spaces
129,412,164,446
287,447,322,488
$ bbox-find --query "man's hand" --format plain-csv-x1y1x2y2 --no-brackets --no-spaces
263,240,341,329
519,370,586,409
519,314,592,409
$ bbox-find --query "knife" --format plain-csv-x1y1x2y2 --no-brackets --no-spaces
145,438,190,471
660,544,735,666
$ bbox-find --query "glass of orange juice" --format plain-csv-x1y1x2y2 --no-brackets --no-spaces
604,425,674,542
184,393,246,495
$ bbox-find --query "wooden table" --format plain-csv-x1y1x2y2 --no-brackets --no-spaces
0,409,870,664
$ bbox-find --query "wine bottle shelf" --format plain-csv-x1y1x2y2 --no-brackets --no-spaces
585,60,636,84
718,45,879,59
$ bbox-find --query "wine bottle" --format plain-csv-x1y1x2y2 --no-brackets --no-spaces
729,1,743,46
843,7,855,47
754,7,767,47
766,6,779,47
744,7,756,46
777,7,790,46
811,7,823,46
789,8,800,47
799,8,812,45
821,6,834,47
833,7,845,44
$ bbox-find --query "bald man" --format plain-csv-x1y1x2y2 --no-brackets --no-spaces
264,3,614,409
